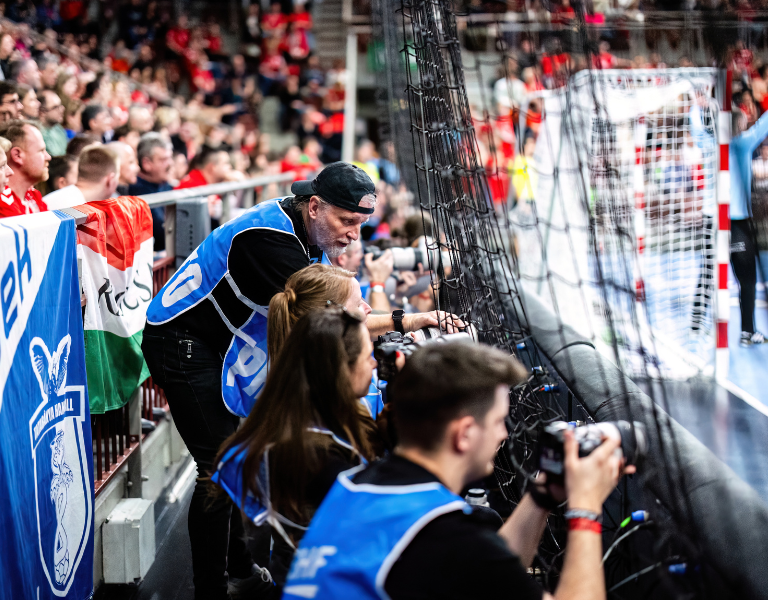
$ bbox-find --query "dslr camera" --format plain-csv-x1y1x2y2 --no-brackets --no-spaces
374,328,474,382
364,236,449,272
537,420,647,484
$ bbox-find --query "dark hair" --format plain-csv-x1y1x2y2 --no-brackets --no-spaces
0,119,40,149
213,308,373,527
0,80,17,103
81,104,107,131
189,146,228,171
83,73,104,102
113,123,132,141
66,133,99,157
47,155,78,190
391,342,527,451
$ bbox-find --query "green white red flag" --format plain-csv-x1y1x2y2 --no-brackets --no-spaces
76,196,153,414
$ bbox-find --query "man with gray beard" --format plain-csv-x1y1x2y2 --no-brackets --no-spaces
141,161,447,600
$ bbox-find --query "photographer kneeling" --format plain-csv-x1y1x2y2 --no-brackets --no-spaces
283,342,634,600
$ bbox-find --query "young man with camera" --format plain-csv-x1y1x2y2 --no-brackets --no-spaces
283,342,635,600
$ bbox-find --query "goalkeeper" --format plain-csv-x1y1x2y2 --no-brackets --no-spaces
730,97,768,346
282,342,635,600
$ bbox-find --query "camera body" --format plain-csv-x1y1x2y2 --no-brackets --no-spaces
364,245,426,272
374,328,473,382
364,236,448,272
537,420,647,484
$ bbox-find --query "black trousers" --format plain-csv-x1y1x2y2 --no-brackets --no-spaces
142,326,253,600
730,218,758,334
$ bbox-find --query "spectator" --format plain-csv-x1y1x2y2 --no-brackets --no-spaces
0,81,21,122
262,2,287,36
106,141,139,195
353,140,380,184
0,120,50,217
17,83,39,119
127,104,154,134
44,144,120,209
493,56,526,113
81,104,113,143
37,55,59,91
177,148,235,228
55,72,79,104
66,133,99,157
44,154,78,195
0,138,14,194
112,123,140,153
128,132,173,251
172,150,188,184
39,90,67,156
165,14,190,58
0,34,14,80
177,148,232,189
63,100,84,138
9,58,40,89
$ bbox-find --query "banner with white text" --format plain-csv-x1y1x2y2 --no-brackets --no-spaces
77,197,153,414
0,211,94,600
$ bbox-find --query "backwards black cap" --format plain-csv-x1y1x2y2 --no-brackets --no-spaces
291,162,376,215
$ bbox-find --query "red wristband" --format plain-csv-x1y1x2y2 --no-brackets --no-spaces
369,281,386,288
568,517,602,534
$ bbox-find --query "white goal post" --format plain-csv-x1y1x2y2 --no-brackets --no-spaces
511,68,727,379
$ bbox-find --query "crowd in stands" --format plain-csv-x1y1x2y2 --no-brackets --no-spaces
0,0,372,235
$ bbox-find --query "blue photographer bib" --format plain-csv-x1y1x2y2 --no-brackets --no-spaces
211,428,364,547
282,466,467,600
146,199,327,417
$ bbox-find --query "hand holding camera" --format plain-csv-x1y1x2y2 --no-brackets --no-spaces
564,431,635,514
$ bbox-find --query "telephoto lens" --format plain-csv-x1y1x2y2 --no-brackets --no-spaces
536,421,647,484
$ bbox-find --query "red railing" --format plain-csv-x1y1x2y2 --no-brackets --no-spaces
92,257,175,496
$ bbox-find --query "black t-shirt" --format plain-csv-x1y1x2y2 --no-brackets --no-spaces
147,197,322,355
353,456,543,600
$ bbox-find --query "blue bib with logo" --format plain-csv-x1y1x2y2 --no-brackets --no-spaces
282,466,467,600
146,199,327,417
212,428,364,547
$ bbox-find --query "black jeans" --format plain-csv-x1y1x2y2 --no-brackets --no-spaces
731,218,758,334
142,326,253,600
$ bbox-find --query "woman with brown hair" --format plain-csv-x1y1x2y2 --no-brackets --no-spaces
212,307,377,596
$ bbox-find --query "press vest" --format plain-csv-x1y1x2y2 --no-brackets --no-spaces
282,465,468,600
146,199,327,417
211,428,364,547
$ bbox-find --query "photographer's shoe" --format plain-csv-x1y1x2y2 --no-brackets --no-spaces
228,564,273,599
740,331,767,346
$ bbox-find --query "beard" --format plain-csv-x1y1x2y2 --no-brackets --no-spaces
314,216,346,258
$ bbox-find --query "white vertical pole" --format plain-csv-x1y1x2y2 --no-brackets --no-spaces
342,31,358,164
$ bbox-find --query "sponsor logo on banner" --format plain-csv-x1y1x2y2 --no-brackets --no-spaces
28,335,92,597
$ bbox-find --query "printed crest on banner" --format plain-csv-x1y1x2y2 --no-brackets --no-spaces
28,335,92,597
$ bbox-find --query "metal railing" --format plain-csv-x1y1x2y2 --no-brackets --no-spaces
87,171,297,495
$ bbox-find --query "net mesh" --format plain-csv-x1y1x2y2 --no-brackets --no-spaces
385,0,728,596
512,70,721,379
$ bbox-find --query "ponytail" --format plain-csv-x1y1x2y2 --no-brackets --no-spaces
267,264,357,361
268,290,294,360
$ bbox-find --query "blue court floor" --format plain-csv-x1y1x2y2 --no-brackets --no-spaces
727,277,768,408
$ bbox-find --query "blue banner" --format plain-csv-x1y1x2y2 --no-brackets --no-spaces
0,212,94,600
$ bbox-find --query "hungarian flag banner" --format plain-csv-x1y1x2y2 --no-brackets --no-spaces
76,196,153,414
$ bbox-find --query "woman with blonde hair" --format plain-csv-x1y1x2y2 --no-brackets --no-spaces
267,263,368,359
